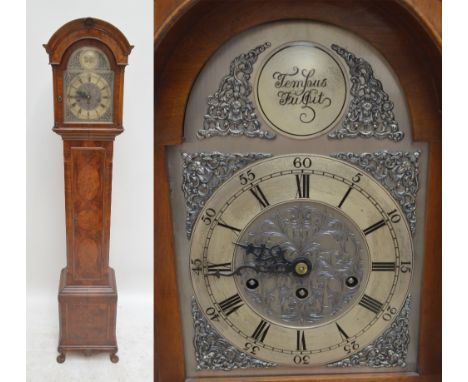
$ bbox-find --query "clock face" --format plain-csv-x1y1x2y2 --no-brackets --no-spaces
190,154,413,366
63,46,114,123
66,72,112,120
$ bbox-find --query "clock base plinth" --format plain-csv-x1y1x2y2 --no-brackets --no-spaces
57,268,118,363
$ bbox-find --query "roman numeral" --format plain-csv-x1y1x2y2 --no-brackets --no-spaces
336,323,349,341
206,262,232,277
218,294,244,316
249,185,270,208
338,187,352,208
363,219,386,235
295,174,310,198
359,294,383,314
217,220,241,234
372,262,396,271
296,330,307,351
251,319,270,343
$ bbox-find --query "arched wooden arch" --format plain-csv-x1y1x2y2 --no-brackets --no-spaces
155,2,441,381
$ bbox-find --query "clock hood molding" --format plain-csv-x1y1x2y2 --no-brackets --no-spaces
44,17,134,66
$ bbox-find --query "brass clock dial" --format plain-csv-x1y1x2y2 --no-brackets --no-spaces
63,46,114,123
190,154,413,366
66,72,111,120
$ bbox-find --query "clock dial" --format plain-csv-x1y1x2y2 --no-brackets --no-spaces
63,46,114,123
190,154,413,366
66,72,111,120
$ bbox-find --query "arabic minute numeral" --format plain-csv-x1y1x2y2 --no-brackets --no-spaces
336,323,359,354
190,259,203,275
205,307,219,322
352,172,362,183
388,209,402,223
201,208,216,225
382,306,398,321
344,340,359,354
293,355,310,365
239,169,256,185
293,157,312,168
401,261,412,273
243,342,260,355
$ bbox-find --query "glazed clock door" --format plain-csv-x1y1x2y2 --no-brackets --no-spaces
155,1,441,381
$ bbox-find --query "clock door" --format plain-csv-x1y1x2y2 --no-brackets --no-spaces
155,1,441,381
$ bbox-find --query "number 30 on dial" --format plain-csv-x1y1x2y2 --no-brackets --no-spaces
190,154,413,366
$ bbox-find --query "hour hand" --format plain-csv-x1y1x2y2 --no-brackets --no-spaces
76,90,91,100
229,242,294,275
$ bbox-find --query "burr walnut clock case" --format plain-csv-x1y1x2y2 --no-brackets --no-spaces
155,1,441,381
44,17,133,363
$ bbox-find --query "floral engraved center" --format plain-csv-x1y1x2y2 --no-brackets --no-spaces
234,201,369,327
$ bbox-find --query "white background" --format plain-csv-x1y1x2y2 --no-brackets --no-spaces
0,1,462,381
25,0,153,381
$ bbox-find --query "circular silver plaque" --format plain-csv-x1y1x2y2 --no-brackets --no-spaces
256,42,347,138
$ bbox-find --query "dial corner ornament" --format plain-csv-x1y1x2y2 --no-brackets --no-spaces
192,296,277,370
189,153,413,367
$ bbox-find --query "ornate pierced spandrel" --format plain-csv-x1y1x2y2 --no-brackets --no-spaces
328,44,404,142
182,152,272,238
192,297,276,370
333,151,420,236
197,43,275,140
328,295,411,368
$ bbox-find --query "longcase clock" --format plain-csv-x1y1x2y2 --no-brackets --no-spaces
44,17,133,363
155,1,441,382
